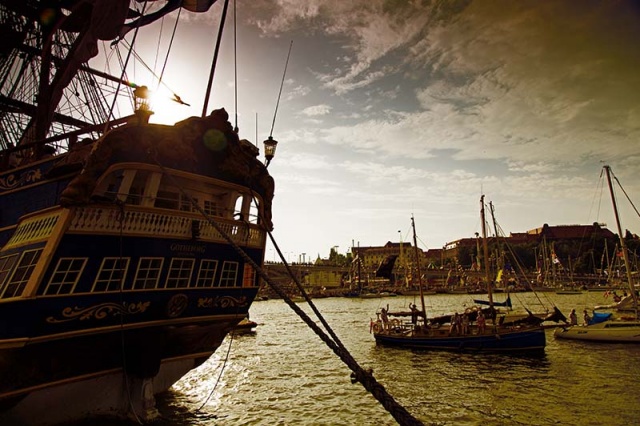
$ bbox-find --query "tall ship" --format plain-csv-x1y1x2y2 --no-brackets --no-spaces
0,1,276,423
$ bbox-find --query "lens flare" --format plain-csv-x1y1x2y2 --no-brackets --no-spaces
203,129,227,151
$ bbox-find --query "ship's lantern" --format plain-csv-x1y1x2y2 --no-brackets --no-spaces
263,136,278,166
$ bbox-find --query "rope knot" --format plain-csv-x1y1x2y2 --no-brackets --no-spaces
350,368,374,385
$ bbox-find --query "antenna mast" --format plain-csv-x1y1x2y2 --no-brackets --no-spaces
269,40,293,137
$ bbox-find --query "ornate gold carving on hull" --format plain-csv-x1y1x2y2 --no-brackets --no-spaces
46,301,151,323
197,296,249,309
0,169,42,191
166,294,188,318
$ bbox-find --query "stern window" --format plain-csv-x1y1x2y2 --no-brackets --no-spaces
219,261,239,287
93,258,130,292
204,200,224,216
133,257,164,289
196,259,219,288
44,257,87,295
0,254,19,295
165,258,195,288
155,190,180,210
1,249,43,298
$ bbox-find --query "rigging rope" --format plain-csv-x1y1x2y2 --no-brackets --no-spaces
197,324,236,411
154,6,183,93
121,39,183,100
612,172,640,220
148,152,424,426
103,1,149,133
269,40,293,138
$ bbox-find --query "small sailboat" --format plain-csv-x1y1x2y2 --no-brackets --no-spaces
371,203,546,353
468,201,566,328
554,165,640,343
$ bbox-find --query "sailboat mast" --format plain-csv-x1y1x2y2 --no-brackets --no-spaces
480,196,494,306
398,231,404,285
604,165,638,309
357,242,362,293
489,201,503,272
411,216,427,317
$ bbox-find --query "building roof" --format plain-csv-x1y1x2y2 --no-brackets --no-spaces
527,223,615,240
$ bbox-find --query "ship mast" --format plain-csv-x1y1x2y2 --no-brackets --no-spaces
603,165,638,313
411,215,427,319
480,195,494,306
0,3,125,149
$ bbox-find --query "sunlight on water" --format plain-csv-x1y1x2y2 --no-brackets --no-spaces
85,293,640,425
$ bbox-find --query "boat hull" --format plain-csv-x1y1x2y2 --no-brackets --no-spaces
0,299,251,424
554,321,640,343
0,355,202,426
373,327,546,352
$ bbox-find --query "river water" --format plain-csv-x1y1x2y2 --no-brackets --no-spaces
84,292,640,425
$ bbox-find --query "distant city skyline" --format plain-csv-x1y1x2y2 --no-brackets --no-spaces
122,1,640,260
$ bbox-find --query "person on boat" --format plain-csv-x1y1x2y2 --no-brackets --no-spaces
380,307,389,327
449,312,461,335
409,304,418,325
476,310,486,334
461,313,470,335
568,309,578,326
583,309,591,326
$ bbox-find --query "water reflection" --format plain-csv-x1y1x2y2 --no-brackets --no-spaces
70,293,640,425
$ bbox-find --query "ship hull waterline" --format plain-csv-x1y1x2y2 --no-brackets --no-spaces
373,328,546,352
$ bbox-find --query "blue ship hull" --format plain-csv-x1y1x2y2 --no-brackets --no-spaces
374,328,546,352
0,108,274,423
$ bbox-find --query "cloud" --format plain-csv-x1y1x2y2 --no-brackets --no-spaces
278,152,333,170
284,84,311,101
250,1,471,93
300,104,331,116
246,0,640,255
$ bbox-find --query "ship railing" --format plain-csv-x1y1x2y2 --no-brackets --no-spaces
68,205,264,248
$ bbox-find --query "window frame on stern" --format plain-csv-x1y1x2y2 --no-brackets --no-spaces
164,257,195,289
43,256,88,296
93,165,266,227
1,249,44,298
219,261,239,287
195,259,219,288
0,253,19,296
92,257,131,292
132,257,164,290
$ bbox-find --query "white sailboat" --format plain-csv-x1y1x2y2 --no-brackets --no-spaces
554,165,640,343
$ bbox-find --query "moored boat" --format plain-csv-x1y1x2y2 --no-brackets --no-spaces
554,166,640,343
371,204,546,353
0,1,277,424
554,314,640,342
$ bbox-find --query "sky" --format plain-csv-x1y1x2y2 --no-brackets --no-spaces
106,0,640,262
